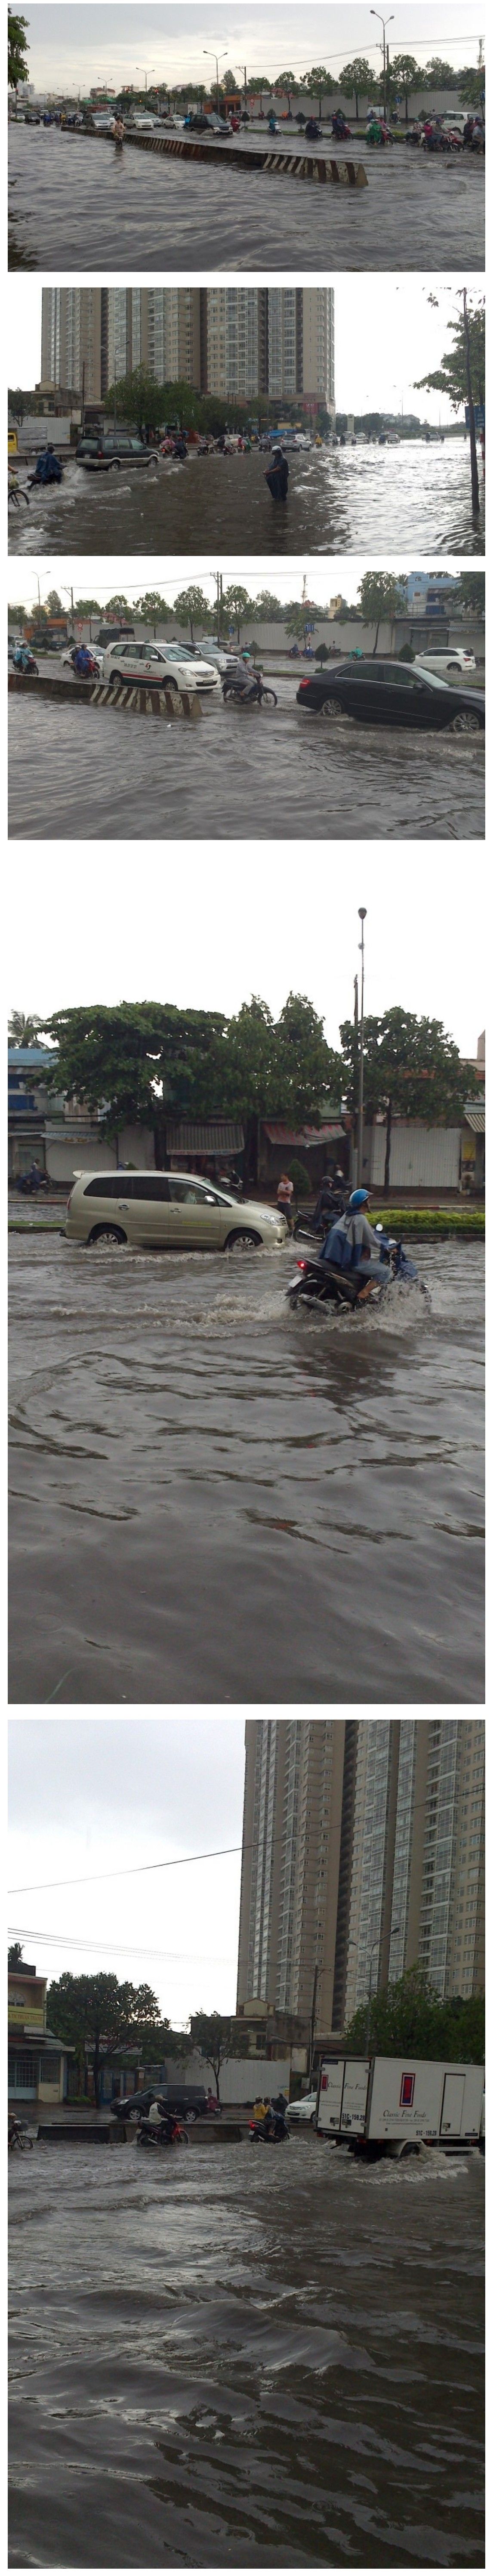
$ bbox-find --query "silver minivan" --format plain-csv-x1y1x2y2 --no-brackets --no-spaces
65,1171,288,1252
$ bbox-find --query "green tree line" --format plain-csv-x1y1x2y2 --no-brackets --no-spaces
344,1965,484,2063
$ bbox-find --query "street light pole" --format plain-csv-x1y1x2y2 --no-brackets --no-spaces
357,907,367,1186
462,287,480,516
370,12,394,120
203,49,228,112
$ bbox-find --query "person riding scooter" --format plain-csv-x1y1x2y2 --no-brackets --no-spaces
321,1187,385,1289
71,644,97,677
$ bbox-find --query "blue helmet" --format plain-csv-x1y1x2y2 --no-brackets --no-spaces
349,1188,370,1209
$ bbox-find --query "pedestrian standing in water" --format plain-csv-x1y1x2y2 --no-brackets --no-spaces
265,447,289,503
277,1172,294,1228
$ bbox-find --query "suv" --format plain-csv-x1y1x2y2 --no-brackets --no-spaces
188,639,238,674
64,1170,288,1251
100,640,220,691
413,646,476,676
76,434,154,471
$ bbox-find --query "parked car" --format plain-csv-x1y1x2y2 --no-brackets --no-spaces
286,2092,318,2124
100,640,220,692
187,111,231,136
186,639,238,674
75,434,154,471
127,110,165,129
64,1171,290,1251
413,646,476,676
296,659,485,733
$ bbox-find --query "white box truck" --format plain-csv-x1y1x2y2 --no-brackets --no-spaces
316,2057,484,2157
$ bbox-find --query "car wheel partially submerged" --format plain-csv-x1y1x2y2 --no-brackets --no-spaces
450,709,481,733
225,1228,262,1252
88,1224,126,1245
320,696,348,720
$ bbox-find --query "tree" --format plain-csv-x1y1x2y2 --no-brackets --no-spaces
46,589,63,615
8,387,26,426
189,2011,244,2101
344,1964,485,2063
73,598,102,617
314,642,330,665
136,592,168,623
357,571,407,652
286,603,318,643
457,573,485,617
8,602,26,626
8,1943,24,1967
222,583,252,643
8,1010,42,1045
388,53,420,118
339,1006,467,1192
339,57,374,117
253,589,285,621
8,8,29,89
173,584,211,642
457,66,485,112
46,1972,163,2107
105,366,166,434
105,595,132,617
304,65,329,116
276,69,297,113
422,57,456,88
415,297,485,412
46,1001,227,1164
222,993,342,1182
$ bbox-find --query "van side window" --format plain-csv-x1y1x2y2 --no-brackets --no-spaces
83,1177,123,1198
132,1177,171,1200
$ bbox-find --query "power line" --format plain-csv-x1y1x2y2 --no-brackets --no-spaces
8,1840,243,1896
8,1924,236,1967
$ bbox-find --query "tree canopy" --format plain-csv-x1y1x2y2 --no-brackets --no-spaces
8,9,29,86
189,2012,244,2099
357,572,407,649
457,572,485,616
8,1943,24,1967
339,1007,468,1189
46,1971,164,2105
415,297,485,413
457,67,485,110
8,1010,42,1046
339,58,374,114
173,585,212,641
344,1964,484,2063
44,994,342,1183
388,53,420,116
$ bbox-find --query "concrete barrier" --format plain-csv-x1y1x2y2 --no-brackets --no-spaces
79,127,368,186
8,673,203,719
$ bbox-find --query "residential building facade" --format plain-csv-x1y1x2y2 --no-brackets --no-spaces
40,287,335,415
8,1961,73,2106
237,1720,485,2036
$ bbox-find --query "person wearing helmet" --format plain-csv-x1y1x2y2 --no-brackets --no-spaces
321,1188,380,1276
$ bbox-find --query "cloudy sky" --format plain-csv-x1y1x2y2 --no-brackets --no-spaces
18,1,479,96
9,1717,246,2022
8,278,479,428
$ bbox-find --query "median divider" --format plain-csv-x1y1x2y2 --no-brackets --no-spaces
81,126,368,187
8,673,203,719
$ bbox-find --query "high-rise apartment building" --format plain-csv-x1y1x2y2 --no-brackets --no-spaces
40,287,335,415
237,1720,485,2033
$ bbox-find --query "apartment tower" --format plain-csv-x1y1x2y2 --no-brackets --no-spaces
40,287,335,415
237,1720,485,2032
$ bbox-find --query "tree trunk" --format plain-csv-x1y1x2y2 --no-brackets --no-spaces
93,2029,101,2108
384,1097,392,1193
372,618,380,656
213,2062,220,2100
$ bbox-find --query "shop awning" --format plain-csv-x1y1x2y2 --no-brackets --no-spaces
164,1122,244,1154
463,1107,485,1133
263,1121,345,1147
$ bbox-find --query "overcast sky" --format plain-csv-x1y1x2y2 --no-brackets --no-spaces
7,828,482,1058
17,2,480,95
8,278,480,428
9,1717,246,2021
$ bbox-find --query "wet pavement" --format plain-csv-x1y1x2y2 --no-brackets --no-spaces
8,1235,484,1705
8,125,485,270
8,2133,485,2567
9,438,486,561
8,690,485,840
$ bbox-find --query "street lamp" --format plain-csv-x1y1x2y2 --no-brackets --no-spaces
357,907,367,1186
203,48,228,113
370,12,394,121
135,66,155,96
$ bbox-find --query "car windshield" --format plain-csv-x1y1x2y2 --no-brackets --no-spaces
163,645,192,661
409,667,453,692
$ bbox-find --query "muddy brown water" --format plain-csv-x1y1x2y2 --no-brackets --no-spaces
8,1236,484,1705
8,2137,484,2567
8,439,486,562
8,697,485,840
8,125,485,270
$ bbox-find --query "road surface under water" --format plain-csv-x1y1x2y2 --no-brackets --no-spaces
9,439,486,560
8,2137,485,2567
8,693,485,840
8,1237,484,1704
8,127,485,269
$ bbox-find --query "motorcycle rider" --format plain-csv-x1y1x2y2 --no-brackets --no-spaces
321,1187,383,1282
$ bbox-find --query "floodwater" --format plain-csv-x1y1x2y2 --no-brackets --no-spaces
9,440,486,561
8,692,485,840
8,1236,484,1704
8,126,485,270
8,2136,485,2567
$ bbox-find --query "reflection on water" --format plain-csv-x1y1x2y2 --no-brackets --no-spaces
9,439,485,561
8,2137,485,2566
8,125,485,271
8,1236,484,1703
8,696,485,842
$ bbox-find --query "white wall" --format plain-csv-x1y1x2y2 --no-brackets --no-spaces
361,1123,462,1189
163,2053,291,2102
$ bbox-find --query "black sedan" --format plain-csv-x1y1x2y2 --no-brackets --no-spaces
296,659,485,734
187,111,231,137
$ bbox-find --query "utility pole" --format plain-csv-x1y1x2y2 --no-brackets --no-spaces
357,907,367,1186
463,288,480,516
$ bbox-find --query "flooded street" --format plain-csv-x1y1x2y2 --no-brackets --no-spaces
8,2136,485,2567
8,1236,484,1705
8,693,485,840
8,127,485,270
9,439,485,562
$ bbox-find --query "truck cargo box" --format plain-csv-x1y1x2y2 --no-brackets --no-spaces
317,2057,484,2153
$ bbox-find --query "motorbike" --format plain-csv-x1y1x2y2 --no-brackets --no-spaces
222,675,277,708
293,1190,347,1243
305,118,322,139
249,2114,290,2143
332,115,351,139
136,2113,189,2148
8,2116,34,2150
68,649,99,679
12,647,38,675
287,1226,420,1313
15,1170,49,1195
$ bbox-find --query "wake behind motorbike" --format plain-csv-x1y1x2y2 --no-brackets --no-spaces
287,1226,420,1312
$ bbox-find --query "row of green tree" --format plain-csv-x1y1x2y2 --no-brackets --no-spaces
8,570,486,660
8,14,485,120
8,997,471,1192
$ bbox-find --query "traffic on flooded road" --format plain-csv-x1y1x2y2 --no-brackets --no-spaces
8,434,486,560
